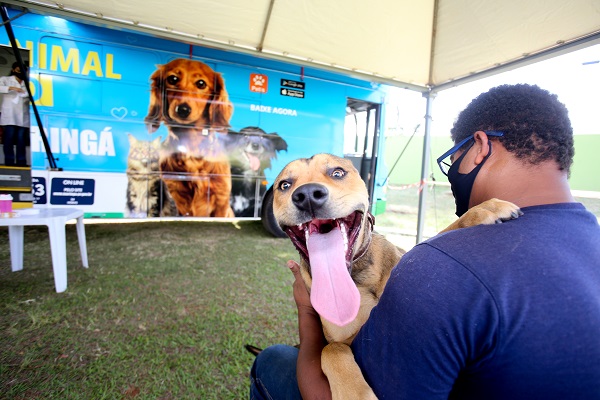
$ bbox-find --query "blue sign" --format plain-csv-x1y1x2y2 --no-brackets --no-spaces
31,176,47,204
50,178,95,205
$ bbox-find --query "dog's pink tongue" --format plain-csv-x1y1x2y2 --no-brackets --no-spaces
247,153,260,171
307,228,360,327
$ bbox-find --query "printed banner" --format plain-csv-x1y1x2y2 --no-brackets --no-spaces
2,9,387,218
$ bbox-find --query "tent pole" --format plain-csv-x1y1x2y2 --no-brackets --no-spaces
416,90,435,243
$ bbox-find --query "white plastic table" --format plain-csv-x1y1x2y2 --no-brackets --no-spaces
1,208,89,293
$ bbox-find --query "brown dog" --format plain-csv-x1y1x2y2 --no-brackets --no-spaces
145,58,234,217
272,153,522,399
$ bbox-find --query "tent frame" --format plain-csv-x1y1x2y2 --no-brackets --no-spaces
3,0,600,241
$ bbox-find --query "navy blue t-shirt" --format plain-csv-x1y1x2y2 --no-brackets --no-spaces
352,203,600,399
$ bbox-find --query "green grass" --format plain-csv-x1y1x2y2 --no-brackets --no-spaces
0,221,298,399
1,193,599,398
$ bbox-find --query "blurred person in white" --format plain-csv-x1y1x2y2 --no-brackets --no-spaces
0,61,30,166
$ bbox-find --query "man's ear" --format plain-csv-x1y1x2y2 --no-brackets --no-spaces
473,131,490,165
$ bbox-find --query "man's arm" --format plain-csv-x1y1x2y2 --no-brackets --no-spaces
288,260,332,400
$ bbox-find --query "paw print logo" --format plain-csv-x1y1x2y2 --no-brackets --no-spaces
250,73,268,93
253,74,265,86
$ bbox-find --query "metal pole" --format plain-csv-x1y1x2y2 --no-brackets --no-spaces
367,105,381,210
416,91,435,243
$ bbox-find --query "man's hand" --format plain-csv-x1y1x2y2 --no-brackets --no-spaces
288,260,332,399
288,260,314,311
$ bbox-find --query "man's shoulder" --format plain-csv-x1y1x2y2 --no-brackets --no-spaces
404,202,600,280
424,202,597,246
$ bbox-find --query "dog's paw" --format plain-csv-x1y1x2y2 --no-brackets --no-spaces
479,198,523,224
451,198,523,230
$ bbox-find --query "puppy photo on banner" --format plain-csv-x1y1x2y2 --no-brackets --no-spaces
144,58,234,217
133,59,289,218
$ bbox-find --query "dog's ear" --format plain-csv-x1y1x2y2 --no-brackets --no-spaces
209,72,234,128
145,66,164,133
268,132,288,153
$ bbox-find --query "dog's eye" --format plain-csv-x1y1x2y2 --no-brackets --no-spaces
196,80,207,89
279,181,291,191
166,75,179,85
331,168,346,178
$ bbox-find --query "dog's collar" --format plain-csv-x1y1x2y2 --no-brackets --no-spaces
352,212,375,262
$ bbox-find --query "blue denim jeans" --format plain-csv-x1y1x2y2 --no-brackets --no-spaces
3,125,27,166
249,344,302,400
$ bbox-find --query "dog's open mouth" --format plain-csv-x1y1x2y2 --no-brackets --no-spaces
283,211,365,327
284,210,363,270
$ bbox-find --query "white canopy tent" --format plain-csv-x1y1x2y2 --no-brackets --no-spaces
4,0,600,240
6,0,599,90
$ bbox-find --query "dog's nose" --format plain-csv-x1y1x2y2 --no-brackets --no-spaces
292,183,329,213
175,103,191,119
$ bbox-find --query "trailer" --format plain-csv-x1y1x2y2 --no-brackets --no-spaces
0,7,392,235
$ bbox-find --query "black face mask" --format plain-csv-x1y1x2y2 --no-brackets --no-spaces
11,70,25,80
447,141,492,217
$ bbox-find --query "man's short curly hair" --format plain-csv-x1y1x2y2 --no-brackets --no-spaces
450,84,574,173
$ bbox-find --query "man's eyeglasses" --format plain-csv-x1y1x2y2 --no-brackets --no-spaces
436,131,504,176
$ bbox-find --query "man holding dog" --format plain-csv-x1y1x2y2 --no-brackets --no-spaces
250,84,600,399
